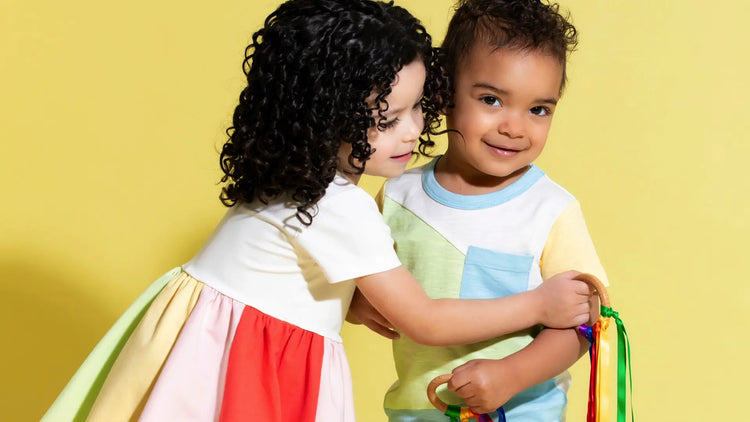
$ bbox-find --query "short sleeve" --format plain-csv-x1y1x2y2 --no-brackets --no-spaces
296,187,402,283
540,200,609,285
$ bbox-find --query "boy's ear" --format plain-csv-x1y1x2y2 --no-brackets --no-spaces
439,101,453,116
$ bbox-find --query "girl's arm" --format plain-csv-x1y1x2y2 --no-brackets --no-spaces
354,266,592,346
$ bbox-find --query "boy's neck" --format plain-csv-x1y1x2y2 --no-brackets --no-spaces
433,154,532,195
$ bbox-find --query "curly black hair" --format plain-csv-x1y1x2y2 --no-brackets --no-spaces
219,0,448,225
441,0,578,95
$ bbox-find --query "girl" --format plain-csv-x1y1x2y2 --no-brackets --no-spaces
43,0,593,421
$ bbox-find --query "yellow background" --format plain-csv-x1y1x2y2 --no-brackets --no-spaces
2,0,748,420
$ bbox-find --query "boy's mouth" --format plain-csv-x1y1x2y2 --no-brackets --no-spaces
485,142,521,157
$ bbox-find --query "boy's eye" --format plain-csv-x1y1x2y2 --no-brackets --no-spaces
529,106,552,116
530,105,552,116
480,95,501,107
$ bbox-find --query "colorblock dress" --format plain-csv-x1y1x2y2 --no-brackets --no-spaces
43,175,401,422
381,158,608,422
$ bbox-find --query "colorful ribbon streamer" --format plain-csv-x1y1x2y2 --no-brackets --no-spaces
444,404,503,422
582,305,634,422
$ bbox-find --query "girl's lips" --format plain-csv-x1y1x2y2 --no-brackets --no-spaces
391,152,413,162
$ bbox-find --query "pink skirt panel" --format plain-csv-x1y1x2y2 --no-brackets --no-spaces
315,338,356,421
139,285,245,421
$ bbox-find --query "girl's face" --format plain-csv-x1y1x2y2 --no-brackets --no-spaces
339,59,426,182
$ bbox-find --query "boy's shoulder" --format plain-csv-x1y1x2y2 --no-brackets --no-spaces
383,159,433,199
511,166,578,213
532,168,576,200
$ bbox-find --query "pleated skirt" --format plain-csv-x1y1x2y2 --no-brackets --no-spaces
42,268,355,422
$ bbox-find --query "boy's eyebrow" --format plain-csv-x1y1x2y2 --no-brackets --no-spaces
473,83,558,106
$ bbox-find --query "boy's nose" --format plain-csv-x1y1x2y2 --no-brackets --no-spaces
497,111,523,138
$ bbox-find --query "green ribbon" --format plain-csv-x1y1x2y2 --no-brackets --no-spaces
601,306,634,422
445,404,461,422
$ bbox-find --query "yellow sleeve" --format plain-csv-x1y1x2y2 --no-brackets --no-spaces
540,200,609,285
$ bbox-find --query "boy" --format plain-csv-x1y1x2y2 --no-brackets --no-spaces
378,0,608,420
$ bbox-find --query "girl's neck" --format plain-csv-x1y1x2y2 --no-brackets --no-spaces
336,144,362,184
337,169,361,185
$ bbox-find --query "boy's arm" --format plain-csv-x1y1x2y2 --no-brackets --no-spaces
448,327,589,414
449,200,606,412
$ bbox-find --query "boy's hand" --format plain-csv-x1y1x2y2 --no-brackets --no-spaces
447,359,517,414
534,270,593,328
346,288,400,339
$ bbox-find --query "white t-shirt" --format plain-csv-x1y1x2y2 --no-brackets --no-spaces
382,159,607,420
183,175,401,342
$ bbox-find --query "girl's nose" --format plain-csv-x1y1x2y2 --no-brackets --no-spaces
405,108,424,142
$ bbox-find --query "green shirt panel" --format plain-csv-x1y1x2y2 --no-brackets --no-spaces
382,198,538,410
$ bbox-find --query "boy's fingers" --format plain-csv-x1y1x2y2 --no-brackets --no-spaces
451,380,475,398
575,280,592,295
372,313,394,329
447,369,472,392
362,319,399,339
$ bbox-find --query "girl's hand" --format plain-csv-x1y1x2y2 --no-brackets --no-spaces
346,288,400,340
534,270,593,328
447,359,518,414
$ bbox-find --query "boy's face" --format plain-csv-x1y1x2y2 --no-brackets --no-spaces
443,43,563,190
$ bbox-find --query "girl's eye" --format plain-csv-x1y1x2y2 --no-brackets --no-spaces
480,95,501,107
530,105,552,116
378,118,399,131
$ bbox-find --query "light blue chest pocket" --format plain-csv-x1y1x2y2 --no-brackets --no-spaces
460,246,534,299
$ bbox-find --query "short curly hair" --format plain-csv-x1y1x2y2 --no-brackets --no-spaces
441,0,578,94
219,0,448,224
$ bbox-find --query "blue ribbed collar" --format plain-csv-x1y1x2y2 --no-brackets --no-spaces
421,157,545,210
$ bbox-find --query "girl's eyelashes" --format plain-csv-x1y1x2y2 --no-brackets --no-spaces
378,118,400,130
530,105,552,116
377,98,421,131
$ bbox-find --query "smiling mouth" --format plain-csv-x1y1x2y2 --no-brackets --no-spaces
391,152,413,162
486,143,521,156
